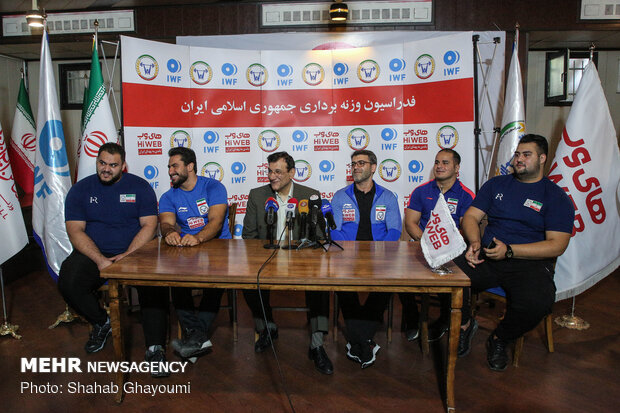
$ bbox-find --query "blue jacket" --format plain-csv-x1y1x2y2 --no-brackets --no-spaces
331,181,402,241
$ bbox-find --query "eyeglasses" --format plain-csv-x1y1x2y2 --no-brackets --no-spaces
350,160,372,168
267,168,287,177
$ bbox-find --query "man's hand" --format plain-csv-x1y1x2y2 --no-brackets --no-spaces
97,258,114,271
180,234,201,247
465,241,484,268
164,231,183,246
483,237,507,261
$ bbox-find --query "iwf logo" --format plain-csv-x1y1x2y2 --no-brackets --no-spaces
190,61,213,85
170,130,192,148
302,63,325,86
357,60,380,83
39,120,70,177
436,126,459,149
247,64,268,87
136,55,159,81
82,131,108,158
415,54,435,79
379,159,401,183
144,165,159,180
258,130,281,153
293,160,312,182
201,162,224,182
347,128,370,150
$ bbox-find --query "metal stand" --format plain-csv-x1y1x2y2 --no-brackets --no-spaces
0,267,21,339
321,224,343,252
555,296,590,330
48,304,80,329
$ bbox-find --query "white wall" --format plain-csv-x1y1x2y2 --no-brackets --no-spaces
0,55,25,135
526,50,620,164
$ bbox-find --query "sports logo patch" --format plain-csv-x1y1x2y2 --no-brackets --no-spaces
187,217,205,230
343,208,356,222
375,205,386,221
196,198,209,215
446,198,458,214
524,199,542,212
120,194,136,203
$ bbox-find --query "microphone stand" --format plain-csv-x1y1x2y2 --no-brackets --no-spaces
322,221,343,251
263,222,280,249
281,217,296,250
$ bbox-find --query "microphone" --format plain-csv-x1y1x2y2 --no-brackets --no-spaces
264,197,279,226
285,198,298,230
308,195,321,241
298,199,309,240
321,199,337,230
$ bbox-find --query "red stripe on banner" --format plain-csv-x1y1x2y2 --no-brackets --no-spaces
123,78,473,128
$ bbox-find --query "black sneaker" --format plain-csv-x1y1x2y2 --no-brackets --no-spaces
486,334,509,371
254,327,278,353
457,318,478,358
360,340,381,369
85,319,111,353
172,329,213,359
428,320,449,342
406,328,420,342
345,342,362,363
145,346,170,378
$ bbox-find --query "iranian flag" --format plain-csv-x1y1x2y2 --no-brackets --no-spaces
8,77,36,206
75,33,118,181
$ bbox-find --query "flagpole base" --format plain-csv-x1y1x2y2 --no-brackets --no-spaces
48,305,80,329
0,321,21,339
554,314,590,330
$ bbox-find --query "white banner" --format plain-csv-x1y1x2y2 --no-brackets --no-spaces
32,30,73,280
122,33,476,238
548,62,620,300
420,193,466,268
0,121,28,266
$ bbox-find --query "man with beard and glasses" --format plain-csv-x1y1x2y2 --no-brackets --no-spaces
402,149,475,343
158,147,230,361
452,134,574,372
59,143,170,377
330,150,402,368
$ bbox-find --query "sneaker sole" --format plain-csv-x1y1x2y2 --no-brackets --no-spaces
345,343,361,364
361,343,381,369
458,320,478,358
172,339,213,359
85,328,111,354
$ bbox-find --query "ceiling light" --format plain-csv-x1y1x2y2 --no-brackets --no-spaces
329,0,348,22
26,0,45,28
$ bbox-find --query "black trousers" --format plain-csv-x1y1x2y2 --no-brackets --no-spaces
338,292,391,343
172,287,224,332
242,289,330,333
454,253,556,341
58,250,169,347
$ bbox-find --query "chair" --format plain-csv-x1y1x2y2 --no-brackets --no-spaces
477,286,554,367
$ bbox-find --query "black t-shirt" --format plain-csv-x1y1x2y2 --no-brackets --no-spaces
354,183,376,241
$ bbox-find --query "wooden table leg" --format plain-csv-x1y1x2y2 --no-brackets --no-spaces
108,280,125,403
446,288,463,413
420,294,430,356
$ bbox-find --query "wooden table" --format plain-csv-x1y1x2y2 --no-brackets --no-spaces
101,238,469,412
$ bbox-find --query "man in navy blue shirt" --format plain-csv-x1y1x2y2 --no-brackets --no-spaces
403,149,474,342
59,143,169,376
159,147,230,360
455,134,574,371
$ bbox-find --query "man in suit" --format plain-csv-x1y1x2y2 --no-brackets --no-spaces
242,151,333,375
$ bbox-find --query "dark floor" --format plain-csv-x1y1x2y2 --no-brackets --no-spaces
1,246,618,413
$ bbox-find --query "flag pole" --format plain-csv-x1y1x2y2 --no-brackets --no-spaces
553,42,596,331
0,267,21,339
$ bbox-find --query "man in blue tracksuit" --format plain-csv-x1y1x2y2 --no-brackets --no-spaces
331,149,402,368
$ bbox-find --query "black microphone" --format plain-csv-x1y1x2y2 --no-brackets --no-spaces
298,199,309,240
265,197,279,226
308,195,321,241
321,199,337,230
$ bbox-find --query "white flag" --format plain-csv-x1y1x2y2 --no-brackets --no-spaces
32,29,73,281
495,30,526,175
548,62,620,300
420,193,467,269
76,32,117,181
0,121,28,266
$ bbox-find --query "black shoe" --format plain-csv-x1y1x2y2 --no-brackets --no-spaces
308,346,334,375
360,340,380,369
428,320,449,342
172,329,212,359
486,334,509,371
85,319,111,353
457,318,478,358
345,342,362,363
145,346,171,378
406,328,420,342
254,327,278,353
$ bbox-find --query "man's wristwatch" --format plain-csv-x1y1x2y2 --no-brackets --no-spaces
505,244,513,259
